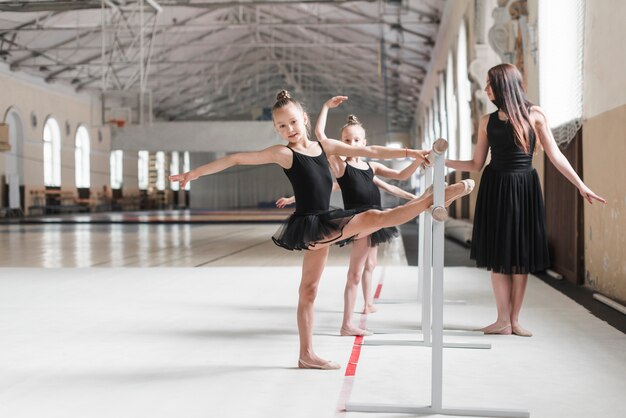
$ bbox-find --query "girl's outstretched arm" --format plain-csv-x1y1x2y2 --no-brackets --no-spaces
169,145,291,189
373,176,417,200
532,106,606,204
275,196,295,208
446,114,490,172
369,158,422,181
314,96,348,142
322,138,430,164
315,96,348,177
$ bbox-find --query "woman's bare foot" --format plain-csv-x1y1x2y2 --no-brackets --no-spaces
512,323,533,337
479,322,512,335
340,326,373,337
362,304,378,314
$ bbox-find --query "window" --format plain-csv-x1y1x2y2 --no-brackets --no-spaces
183,151,191,191
445,52,458,160
539,0,584,145
75,126,90,188
138,151,149,190
110,150,123,189
456,21,472,160
170,152,180,191
155,151,165,191
438,75,448,142
43,117,61,187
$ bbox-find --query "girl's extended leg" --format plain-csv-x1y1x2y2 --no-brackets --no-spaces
480,272,513,334
309,180,472,250
340,237,371,336
361,246,378,314
298,246,339,369
510,273,532,337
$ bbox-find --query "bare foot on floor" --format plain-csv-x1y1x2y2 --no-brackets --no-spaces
298,356,341,370
362,304,378,314
340,326,373,337
479,322,512,335
512,324,533,337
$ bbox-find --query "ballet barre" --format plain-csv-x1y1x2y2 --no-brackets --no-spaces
345,138,529,417
367,138,487,347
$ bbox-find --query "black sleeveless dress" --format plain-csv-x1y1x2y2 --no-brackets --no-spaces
337,162,399,247
470,111,550,274
272,142,359,251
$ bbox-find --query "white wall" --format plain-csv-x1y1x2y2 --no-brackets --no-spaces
0,64,109,210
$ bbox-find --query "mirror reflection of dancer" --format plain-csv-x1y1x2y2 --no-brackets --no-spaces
446,64,606,337
170,90,474,370
278,96,423,336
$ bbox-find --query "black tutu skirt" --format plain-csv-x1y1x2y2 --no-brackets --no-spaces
470,165,550,274
272,208,360,251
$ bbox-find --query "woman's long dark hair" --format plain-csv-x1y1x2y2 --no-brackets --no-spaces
487,64,535,154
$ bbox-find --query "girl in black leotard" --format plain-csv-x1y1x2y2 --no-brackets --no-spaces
446,64,605,337
317,102,423,336
170,90,474,370
277,111,420,336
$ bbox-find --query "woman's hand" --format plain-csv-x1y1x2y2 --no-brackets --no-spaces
578,185,607,204
324,96,348,109
276,196,295,208
169,171,198,189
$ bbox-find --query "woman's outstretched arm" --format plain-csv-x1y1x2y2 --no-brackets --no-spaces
169,145,291,189
446,114,490,172
532,106,606,204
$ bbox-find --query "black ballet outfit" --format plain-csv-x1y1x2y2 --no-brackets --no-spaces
272,142,358,251
470,111,550,274
336,161,399,247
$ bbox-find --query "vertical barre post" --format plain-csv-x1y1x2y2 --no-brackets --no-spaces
430,138,447,410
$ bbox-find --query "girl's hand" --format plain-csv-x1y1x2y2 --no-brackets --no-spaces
324,96,348,109
407,149,431,165
276,197,295,208
579,185,607,204
169,171,197,189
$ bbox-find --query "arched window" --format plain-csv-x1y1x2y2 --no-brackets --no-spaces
138,151,149,190
170,152,180,191
183,151,191,191
75,126,90,188
110,150,123,189
155,151,165,191
43,117,61,187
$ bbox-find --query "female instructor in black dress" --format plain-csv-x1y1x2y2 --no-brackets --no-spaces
446,63,606,337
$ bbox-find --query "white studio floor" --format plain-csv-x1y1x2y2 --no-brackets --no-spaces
1,264,625,418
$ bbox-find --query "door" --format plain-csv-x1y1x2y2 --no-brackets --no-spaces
544,129,584,284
